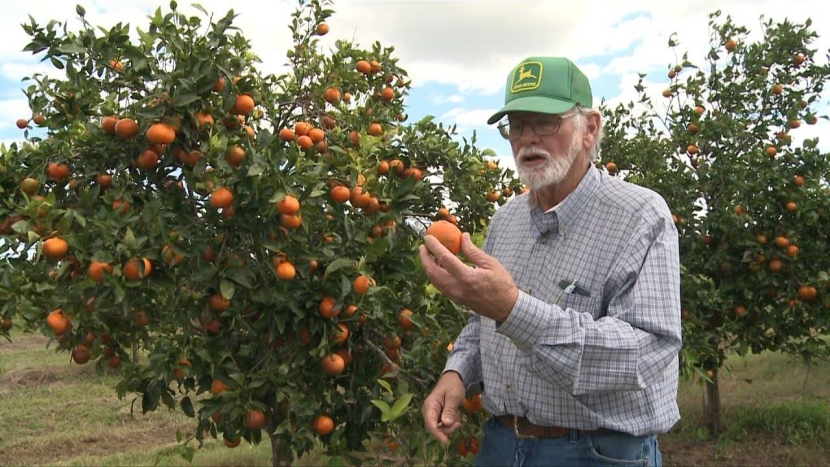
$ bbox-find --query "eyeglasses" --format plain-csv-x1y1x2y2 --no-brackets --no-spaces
497,113,575,141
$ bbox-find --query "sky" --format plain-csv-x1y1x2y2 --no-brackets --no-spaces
1,0,829,173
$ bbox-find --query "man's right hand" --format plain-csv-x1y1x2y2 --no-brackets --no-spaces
422,371,466,445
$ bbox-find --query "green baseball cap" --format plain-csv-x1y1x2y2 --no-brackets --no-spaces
487,56,593,125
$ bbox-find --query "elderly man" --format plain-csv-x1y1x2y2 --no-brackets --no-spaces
420,56,682,466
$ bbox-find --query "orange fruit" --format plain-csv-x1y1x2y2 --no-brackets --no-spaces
687,144,699,155
137,149,159,170
724,38,737,52
112,199,131,214
774,236,790,248
368,123,383,136
350,186,371,208
734,306,746,318
124,257,152,280
210,187,234,209
794,175,804,186
114,117,139,139
772,84,783,95
210,293,231,311
46,309,71,336
279,128,295,141
381,87,395,101
161,245,184,266
213,76,226,92
356,60,372,74
233,95,255,115
223,437,241,448
211,379,232,396
146,122,176,144
426,220,462,255
72,345,91,364
244,409,266,430
42,237,69,260
102,116,119,134
88,261,113,282
47,162,70,181
316,23,329,35
398,308,414,330
786,201,797,212
331,323,350,345
766,146,778,158
321,353,345,377
297,135,314,150
331,185,350,203
319,297,340,319
20,177,39,196
277,195,300,215
295,122,311,136
768,259,783,273
276,261,296,281
404,167,423,181
194,111,214,128
312,415,335,435
280,214,302,229
323,87,340,103
462,393,483,412
798,285,817,301
225,145,246,168
353,275,373,295
308,128,325,144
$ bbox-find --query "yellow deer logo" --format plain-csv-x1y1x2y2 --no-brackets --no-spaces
517,65,536,82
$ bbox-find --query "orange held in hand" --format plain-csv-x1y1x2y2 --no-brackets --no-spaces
425,220,462,255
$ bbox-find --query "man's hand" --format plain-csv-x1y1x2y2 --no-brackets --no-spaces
419,232,519,322
422,371,466,445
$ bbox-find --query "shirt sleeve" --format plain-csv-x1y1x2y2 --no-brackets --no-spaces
495,211,682,396
442,311,483,392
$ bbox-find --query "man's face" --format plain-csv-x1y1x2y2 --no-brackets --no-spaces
505,111,584,191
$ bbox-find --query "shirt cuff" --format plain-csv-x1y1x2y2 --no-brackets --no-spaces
495,290,552,350
443,356,476,390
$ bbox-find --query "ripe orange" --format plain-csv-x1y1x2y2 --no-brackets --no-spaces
16,118,29,129
43,237,69,260
324,87,340,103
688,123,699,134
794,175,804,186
233,95,255,114
794,53,805,66
295,122,311,136
321,353,345,377
381,87,395,101
331,185,350,203
687,144,699,155
225,145,246,168
662,89,672,98
276,261,296,281
195,111,215,128
88,261,113,282
213,76,226,92
787,245,799,258
46,309,71,336
462,393,483,412
786,201,797,212
137,149,159,170
605,162,618,173
112,199,131,214
772,84,783,95
768,259,783,273
223,437,241,448
766,146,778,158
331,323,349,345
47,162,70,181
146,122,176,144
798,285,817,301
296,135,314,150
353,275,373,295
774,236,790,248
101,115,119,134
368,123,383,136
280,214,302,229
210,293,231,311
734,306,746,318
426,220,462,255
161,245,184,265
398,308,414,330
312,415,335,435
370,61,381,73
308,128,325,144
316,22,329,35
72,345,91,364
244,409,266,430
319,296,340,319
124,257,152,280
404,167,423,181
211,379,232,396
356,60,372,74
276,194,300,215
279,127,295,141
210,187,234,209
350,186,371,208
724,38,737,52
114,117,139,139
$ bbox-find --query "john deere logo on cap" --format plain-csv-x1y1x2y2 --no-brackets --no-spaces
510,61,542,93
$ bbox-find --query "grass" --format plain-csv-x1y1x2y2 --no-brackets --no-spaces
2,325,830,466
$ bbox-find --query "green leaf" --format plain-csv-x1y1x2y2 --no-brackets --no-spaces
181,396,195,417
370,399,391,422
377,379,393,394
324,258,353,276
72,210,86,228
388,393,413,421
220,279,235,299
76,4,86,16
123,227,138,250
56,43,86,54
50,57,65,69
225,269,253,289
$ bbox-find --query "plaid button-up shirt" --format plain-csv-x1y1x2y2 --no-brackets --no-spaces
445,165,682,436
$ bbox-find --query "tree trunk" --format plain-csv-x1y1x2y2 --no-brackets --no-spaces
703,367,724,434
267,409,293,467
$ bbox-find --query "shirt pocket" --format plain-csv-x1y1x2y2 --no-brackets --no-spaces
557,291,602,319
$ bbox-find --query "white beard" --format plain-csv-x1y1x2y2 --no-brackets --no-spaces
515,135,583,191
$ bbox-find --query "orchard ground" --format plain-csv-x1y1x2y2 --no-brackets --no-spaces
2,325,829,467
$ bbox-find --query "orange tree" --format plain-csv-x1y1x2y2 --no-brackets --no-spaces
600,11,830,434
0,1,520,465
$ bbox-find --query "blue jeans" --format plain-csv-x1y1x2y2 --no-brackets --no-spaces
474,416,662,467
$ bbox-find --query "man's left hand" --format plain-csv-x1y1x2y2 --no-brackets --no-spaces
419,233,519,323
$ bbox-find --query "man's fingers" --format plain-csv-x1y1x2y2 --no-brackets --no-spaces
460,232,489,268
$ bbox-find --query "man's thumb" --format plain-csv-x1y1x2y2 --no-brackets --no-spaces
441,404,460,426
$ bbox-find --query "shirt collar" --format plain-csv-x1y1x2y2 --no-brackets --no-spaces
526,165,601,236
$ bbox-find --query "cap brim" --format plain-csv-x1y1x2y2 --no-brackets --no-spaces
486,96,577,125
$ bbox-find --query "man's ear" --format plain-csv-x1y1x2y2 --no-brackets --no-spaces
582,111,602,150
